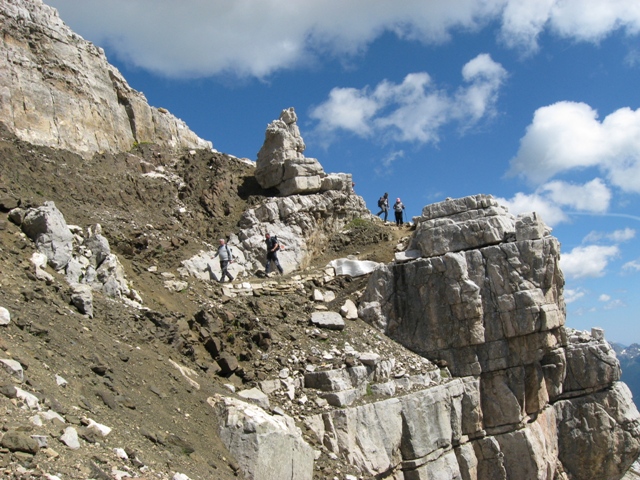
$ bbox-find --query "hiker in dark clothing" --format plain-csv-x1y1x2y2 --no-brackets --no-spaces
214,239,234,282
393,198,405,226
265,233,284,276
376,192,389,221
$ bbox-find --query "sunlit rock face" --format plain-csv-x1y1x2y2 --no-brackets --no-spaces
255,107,352,196
0,0,212,157
357,194,640,479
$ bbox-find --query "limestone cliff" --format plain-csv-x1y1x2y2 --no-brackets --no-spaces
355,195,640,479
0,0,212,157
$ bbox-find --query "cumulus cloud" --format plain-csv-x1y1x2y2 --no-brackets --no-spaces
584,228,636,244
603,299,626,310
495,192,567,226
560,245,620,279
622,259,640,272
598,294,611,302
564,288,585,304
46,0,640,79
508,102,640,193
495,178,611,227
310,54,507,144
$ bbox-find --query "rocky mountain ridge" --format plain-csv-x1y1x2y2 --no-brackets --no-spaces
0,1,639,479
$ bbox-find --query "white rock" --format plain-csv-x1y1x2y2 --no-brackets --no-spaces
0,306,10,326
60,426,80,449
113,447,128,459
86,418,112,437
238,387,270,410
340,299,358,320
172,473,192,480
0,359,23,382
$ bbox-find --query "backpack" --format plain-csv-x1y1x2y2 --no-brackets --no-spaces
271,235,282,251
378,197,385,208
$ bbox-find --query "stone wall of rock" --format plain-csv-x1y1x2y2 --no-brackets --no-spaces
0,0,212,157
237,189,371,273
255,108,352,196
357,194,640,479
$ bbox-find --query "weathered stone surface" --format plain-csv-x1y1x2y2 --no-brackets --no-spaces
0,359,24,382
555,382,640,480
360,236,564,377
59,426,80,450
238,388,270,410
310,311,345,330
306,379,475,477
515,212,550,241
84,228,111,267
562,331,621,395
0,306,10,326
1,431,40,454
494,407,558,480
21,201,73,269
410,195,516,257
255,108,352,196
237,190,371,274
357,194,640,479
0,0,211,157
70,283,93,317
208,394,315,480
340,299,358,319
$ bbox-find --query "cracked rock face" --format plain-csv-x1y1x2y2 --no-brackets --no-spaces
356,194,640,479
0,0,211,157
255,107,352,196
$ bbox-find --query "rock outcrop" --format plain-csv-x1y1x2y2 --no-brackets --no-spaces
0,0,212,157
356,194,640,478
11,201,141,315
255,107,352,196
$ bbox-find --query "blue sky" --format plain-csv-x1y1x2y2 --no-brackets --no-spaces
47,0,640,345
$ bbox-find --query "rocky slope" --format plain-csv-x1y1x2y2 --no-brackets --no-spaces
0,0,211,157
0,1,639,479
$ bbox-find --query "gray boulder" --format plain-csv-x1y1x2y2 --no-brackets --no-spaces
21,201,73,270
255,108,352,195
208,394,315,480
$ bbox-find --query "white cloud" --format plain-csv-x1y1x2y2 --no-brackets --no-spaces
310,54,507,144
495,192,567,226
622,259,640,272
508,102,640,192
564,288,585,304
495,177,612,227
46,0,640,79
560,245,620,279
599,294,611,302
540,179,611,213
501,0,640,52
382,150,405,168
603,299,626,310
584,228,636,244
310,88,379,136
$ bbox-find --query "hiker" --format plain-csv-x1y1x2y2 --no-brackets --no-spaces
264,233,284,276
393,198,405,226
213,239,234,283
376,192,389,222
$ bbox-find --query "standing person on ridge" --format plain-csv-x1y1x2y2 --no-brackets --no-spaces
264,233,284,276
214,238,234,283
393,198,405,226
376,192,389,222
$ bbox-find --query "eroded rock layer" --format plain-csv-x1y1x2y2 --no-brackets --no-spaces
355,195,640,479
0,0,211,157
